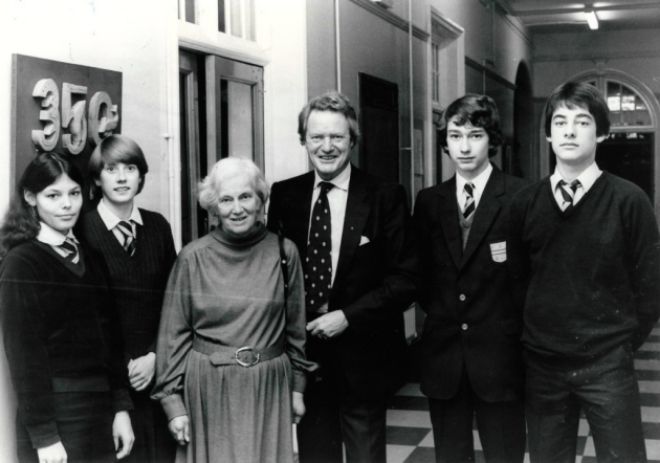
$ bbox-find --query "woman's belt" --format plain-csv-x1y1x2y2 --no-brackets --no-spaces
192,337,285,367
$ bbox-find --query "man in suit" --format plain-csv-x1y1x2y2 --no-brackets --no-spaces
268,91,417,463
413,94,527,463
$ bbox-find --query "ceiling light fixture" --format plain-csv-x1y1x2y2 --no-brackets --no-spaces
585,10,599,30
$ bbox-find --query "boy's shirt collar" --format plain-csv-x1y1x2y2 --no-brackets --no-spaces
455,162,493,208
97,198,143,231
550,162,602,195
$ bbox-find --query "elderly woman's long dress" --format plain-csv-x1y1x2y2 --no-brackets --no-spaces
152,224,310,463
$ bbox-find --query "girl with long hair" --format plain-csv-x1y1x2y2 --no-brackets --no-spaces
0,151,134,462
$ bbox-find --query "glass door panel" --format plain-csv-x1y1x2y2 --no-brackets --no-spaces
222,80,254,159
205,56,263,168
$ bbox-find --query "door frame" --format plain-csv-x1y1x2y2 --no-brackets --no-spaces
427,8,465,186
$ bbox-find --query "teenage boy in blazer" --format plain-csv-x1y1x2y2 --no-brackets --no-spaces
268,91,417,463
413,94,528,463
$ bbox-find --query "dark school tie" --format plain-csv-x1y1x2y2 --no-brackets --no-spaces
304,182,334,313
58,238,80,264
116,220,136,256
463,182,476,219
557,179,581,212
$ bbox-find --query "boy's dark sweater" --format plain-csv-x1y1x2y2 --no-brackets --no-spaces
80,209,176,360
510,172,660,361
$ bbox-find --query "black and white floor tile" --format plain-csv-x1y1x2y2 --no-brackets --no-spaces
386,327,660,463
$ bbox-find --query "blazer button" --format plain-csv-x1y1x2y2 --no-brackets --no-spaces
461,323,468,331
459,293,467,302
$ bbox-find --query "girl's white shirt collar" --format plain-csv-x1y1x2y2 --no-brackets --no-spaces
36,221,77,246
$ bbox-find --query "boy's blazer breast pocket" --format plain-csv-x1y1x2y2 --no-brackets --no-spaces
489,240,507,263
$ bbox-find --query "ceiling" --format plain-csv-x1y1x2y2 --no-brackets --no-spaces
500,0,660,32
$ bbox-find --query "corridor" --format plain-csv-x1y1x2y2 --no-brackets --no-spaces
385,326,660,463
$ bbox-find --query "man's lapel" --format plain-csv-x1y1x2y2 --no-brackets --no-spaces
287,172,315,256
437,179,462,269
335,168,370,284
460,168,504,267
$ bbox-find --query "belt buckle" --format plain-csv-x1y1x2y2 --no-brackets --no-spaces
235,346,260,367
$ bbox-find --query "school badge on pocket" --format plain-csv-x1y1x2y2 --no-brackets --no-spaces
490,241,507,263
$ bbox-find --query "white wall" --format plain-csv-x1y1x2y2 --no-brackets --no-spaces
256,0,309,184
2,0,176,220
388,0,428,28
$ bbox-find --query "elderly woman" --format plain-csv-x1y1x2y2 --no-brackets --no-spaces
151,158,312,463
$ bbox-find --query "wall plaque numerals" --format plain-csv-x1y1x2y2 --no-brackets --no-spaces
31,78,61,151
31,79,120,153
88,91,119,146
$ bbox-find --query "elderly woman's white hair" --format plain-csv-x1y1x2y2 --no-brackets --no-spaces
198,157,270,213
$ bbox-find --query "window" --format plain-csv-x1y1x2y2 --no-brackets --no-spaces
178,0,254,40
606,81,652,128
178,0,196,23
218,0,255,39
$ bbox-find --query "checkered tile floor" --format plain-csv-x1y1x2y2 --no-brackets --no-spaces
386,327,660,463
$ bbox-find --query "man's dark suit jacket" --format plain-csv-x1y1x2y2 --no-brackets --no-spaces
268,166,417,401
413,167,528,402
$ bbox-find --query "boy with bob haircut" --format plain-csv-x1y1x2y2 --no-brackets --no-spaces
414,94,527,462
510,81,660,462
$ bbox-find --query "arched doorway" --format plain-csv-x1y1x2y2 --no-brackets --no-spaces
559,70,660,214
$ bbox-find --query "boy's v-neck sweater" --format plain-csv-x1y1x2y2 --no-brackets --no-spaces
80,209,176,360
511,172,660,361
